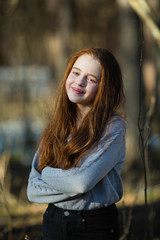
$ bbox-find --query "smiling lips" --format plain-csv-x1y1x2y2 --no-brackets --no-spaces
72,87,85,94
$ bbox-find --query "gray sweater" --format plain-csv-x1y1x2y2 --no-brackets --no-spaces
27,116,126,210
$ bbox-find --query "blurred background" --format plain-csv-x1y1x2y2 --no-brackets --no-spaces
0,0,160,239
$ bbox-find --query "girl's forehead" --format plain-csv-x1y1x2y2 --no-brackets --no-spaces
72,55,101,79
74,54,95,65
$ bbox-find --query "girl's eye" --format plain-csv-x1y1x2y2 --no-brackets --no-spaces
72,71,79,76
88,78,96,83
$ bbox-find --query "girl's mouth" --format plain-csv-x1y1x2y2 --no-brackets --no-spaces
72,87,85,94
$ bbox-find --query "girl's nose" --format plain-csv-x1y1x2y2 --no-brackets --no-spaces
76,76,87,87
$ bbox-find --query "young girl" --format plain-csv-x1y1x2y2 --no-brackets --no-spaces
27,48,126,240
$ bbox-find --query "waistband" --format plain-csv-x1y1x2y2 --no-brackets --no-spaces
48,203,117,217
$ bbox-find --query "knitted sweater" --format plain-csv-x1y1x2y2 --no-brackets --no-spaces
27,116,126,210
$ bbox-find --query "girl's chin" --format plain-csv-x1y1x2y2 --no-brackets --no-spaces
68,96,83,104
69,99,82,104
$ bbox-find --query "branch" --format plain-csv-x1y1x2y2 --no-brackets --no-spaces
128,0,160,48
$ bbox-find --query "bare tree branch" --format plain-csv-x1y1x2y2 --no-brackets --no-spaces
128,0,160,47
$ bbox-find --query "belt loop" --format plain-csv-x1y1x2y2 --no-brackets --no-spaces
48,204,56,217
77,210,86,225
77,210,82,225
113,204,117,213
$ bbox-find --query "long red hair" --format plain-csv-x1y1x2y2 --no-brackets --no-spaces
37,48,125,171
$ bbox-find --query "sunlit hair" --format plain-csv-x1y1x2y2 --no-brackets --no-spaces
37,48,125,171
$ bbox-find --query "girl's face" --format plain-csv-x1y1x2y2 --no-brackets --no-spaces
66,54,101,115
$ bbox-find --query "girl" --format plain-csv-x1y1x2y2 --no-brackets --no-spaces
27,48,126,240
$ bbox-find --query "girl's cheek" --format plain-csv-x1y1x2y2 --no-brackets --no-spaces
65,79,69,91
67,77,74,86
66,77,70,86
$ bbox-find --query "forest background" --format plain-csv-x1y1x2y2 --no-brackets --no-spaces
0,0,160,239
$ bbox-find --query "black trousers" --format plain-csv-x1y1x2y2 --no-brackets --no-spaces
43,203,119,240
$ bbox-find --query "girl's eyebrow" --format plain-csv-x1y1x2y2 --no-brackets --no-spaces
72,67,81,71
72,67,98,80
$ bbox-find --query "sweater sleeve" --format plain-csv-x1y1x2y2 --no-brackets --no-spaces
27,152,81,203
41,117,126,195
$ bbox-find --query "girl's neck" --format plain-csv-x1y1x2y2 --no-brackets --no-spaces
76,106,89,129
77,104,91,118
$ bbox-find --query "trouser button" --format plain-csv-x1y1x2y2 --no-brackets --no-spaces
64,211,69,216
